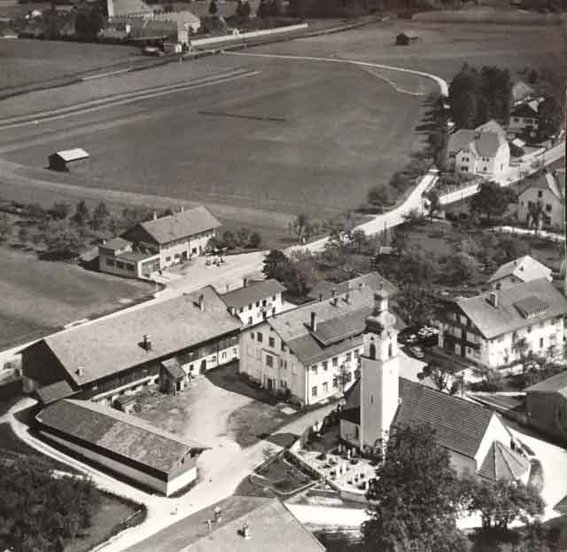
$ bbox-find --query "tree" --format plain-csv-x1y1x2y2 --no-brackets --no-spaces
0,212,10,242
394,285,436,327
263,249,291,281
291,213,314,244
221,230,237,249
72,200,90,227
464,478,544,530
235,0,252,18
363,425,468,552
236,227,250,248
424,189,441,222
418,360,458,394
44,221,85,259
446,251,480,284
470,181,515,224
92,201,110,231
209,0,218,14
247,231,262,249
527,200,545,233
512,337,529,366
367,185,389,211
49,202,70,221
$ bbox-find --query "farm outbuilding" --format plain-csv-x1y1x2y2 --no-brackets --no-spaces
48,148,89,171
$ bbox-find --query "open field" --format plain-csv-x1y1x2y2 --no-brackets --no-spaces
0,246,153,349
0,39,139,90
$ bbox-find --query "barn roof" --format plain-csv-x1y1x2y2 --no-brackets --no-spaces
51,148,89,162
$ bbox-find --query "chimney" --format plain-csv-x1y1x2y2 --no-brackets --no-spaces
152,211,157,220
344,292,350,303
75,366,83,377
358,282,364,290
318,293,323,302
143,334,152,351
310,311,317,332
198,294,204,311
489,291,498,308
331,287,336,298
241,523,250,539
243,277,248,288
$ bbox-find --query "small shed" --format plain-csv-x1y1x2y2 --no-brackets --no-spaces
48,148,89,172
160,359,186,395
395,32,418,46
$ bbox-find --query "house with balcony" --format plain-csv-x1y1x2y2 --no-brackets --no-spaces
22,286,241,406
517,169,565,233
238,273,397,406
508,98,542,140
438,279,567,369
487,255,552,290
447,120,510,179
221,279,287,327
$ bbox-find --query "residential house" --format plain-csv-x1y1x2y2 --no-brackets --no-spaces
36,399,207,495
339,297,530,483
221,279,287,327
525,371,567,444
99,205,221,278
22,286,241,405
447,120,510,178
127,496,326,552
98,237,160,279
438,279,567,369
487,255,552,290
509,98,542,140
238,273,397,406
517,169,565,232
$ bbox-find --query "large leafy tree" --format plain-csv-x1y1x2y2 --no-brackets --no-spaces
470,181,516,224
363,425,468,552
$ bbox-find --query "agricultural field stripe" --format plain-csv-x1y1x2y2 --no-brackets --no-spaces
0,69,259,130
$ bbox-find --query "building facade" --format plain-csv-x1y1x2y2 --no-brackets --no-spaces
98,237,160,279
438,279,567,369
508,99,541,139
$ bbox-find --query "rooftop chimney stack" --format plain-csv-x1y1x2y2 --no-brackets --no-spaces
489,291,498,308
310,311,317,332
344,292,350,303
143,334,152,351
152,211,157,220
198,294,204,311
75,366,83,377
319,293,323,302
241,523,250,539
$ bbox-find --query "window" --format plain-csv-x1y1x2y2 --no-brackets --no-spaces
126,264,135,272
537,190,543,198
116,261,124,269
545,204,552,212
332,357,338,367
239,307,244,314
322,361,328,371
250,332,255,340
272,295,276,301
311,364,318,375
312,386,318,397
256,301,260,307
281,343,287,352
166,256,171,262
269,337,275,348
221,351,227,359
248,317,253,325
106,259,115,267
262,299,267,307
539,338,544,349
354,349,360,358
332,377,338,388
323,382,328,393
266,354,273,367
280,379,287,389
346,352,352,362
249,304,253,311
257,332,263,343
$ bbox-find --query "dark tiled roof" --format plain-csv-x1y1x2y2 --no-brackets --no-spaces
25,286,241,387
123,206,221,245
126,496,326,552
221,279,286,309
456,279,567,339
341,378,498,459
309,273,397,302
478,441,530,482
35,380,76,405
312,311,366,346
36,399,207,474
526,370,567,394
161,358,186,380
511,102,539,118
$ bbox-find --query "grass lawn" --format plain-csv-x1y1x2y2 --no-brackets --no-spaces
228,401,290,448
0,246,153,349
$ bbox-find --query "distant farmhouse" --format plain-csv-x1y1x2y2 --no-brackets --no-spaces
508,98,543,141
517,169,565,232
36,399,207,495
339,284,530,483
22,287,241,406
48,148,89,172
221,278,287,327
127,496,326,552
447,120,510,179
238,273,397,407
438,279,567,369
487,255,552,290
525,371,567,444
99,205,221,278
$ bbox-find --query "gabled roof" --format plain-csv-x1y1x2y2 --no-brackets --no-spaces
309,273,398,302
101,237,131,251
123,206,221,245
126,496,326,552
478,441,530,482
51,148,89,162
35,380,76,406
37,399,207,474
221,279,286,309
161,358,186,380
268,273,395,366
455,279,567,339
447,120,507,158
487,255,552,285
511,100,540,118
24,286,241,387
519,170,564,204
526,370,567,395
341,378,499,459
447,129,476,155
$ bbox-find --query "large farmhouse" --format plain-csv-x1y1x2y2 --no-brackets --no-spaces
36,399,207,495
22,286,241,405
99,206,221,278
447,120,510,178
340,290,530,483
437,279,567,369
238,273,397,407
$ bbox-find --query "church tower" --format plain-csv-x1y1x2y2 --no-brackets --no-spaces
359,287,400,450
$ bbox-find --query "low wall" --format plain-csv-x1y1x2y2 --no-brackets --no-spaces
189,24,309,49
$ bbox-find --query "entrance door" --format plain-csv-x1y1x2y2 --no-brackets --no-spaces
267,378,273,391
200,359,207,374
